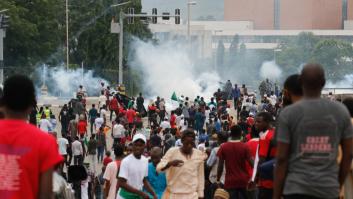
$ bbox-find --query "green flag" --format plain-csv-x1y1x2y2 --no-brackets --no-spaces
171,92,178,101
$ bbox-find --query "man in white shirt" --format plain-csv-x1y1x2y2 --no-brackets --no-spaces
57,136,69,165
94,117,104,133
112,120,125,146
117,134,157,199
103,145,125,199
72,136,83,165
100,105,107,119
39,114,53,133
98,91,107,109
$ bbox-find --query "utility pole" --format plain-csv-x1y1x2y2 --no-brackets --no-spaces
118,10,124,85
66,0,69,70
0,10,10,85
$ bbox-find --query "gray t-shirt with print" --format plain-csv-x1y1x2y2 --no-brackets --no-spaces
277,98,353,198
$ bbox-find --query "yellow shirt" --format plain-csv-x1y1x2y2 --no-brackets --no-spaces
156,147,207,198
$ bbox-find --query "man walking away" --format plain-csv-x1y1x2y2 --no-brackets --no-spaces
88,104,98,134
217,126,253,199
0,75,63,199
274,64,353,199
87,134,98,173
72,136,83,165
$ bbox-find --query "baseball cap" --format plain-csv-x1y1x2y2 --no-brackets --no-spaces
132,133,146,143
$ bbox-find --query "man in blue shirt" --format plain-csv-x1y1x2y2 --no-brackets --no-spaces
232,84,241,110
146,147,167,199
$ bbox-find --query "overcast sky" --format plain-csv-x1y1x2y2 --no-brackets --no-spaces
141,0,224,20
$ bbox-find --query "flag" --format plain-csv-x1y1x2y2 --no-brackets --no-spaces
171,92,178,101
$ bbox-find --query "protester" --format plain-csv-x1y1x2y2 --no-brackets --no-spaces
77,115,87,137
72,135,83,165
255,112,276,199
103,151,113,167
99,90,107,109
217,125,253,198
157,129,207,198
273,64,353,199
112,118,126,147
39,112,53,132
118,134,158,199
94,115,104,133
109,95,119,121
282,74,303,107
87,134,98,173
342,97,353,199
0,75,63,199
207,132,228,197
96,127,107,163
103,144,124,199
146,147,167,199
88,104,98,134
57,135,69,165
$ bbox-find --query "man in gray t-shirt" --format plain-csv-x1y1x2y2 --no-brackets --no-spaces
273,64,353,199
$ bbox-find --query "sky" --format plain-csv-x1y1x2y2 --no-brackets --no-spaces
141,0,224,21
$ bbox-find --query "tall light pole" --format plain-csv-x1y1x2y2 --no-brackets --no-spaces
187,1,196,40
66,0,69,70
274,48,282,65
111,1,131,85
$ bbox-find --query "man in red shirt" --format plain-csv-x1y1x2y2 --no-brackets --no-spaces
126,107,136,129
109,95,119,121
77,118,87,136
0,75,63,199
255,112,276,199
217,125,253,198
170,111,177,129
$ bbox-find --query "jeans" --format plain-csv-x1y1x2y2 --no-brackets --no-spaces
90,119,96,134
97,146,104,162
226,188,247,199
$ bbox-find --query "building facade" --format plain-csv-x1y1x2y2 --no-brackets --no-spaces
224,0,353,30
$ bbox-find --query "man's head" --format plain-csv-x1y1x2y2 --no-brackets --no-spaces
92,104,95,108
255,112,272,132
114,144,124,158
181,129,196,154
91,134,95,140
218,131,228,144
1,75,36,116
132,134,146,158
300,63,325,97
105,150,111,157
139,93,142,96
283,74,303,106
234,84,238,88
150,147,163,166
79,85,83,89
230,125,242,139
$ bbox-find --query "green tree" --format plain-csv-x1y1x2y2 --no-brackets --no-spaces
1,0,65,67
312,39,353,81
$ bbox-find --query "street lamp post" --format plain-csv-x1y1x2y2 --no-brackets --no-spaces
274,48,282,65
110,1,131,85
66,0,69,70
187,1,196,41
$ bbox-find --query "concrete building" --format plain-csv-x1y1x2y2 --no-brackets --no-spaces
224,0,353,30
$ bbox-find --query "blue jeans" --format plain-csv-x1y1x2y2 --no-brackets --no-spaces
97,146,104,162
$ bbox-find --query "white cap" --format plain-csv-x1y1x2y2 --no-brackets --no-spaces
132,133,146,143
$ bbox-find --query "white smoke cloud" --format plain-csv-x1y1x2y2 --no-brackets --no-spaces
130,39,221,100
260,61,282,80
326,74,353,88
36,65,108,97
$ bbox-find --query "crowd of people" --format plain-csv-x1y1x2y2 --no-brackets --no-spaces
1,63,353,199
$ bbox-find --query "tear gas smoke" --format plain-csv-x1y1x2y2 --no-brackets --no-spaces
130,39,221,99
36,65,108,97
260,61,282,80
